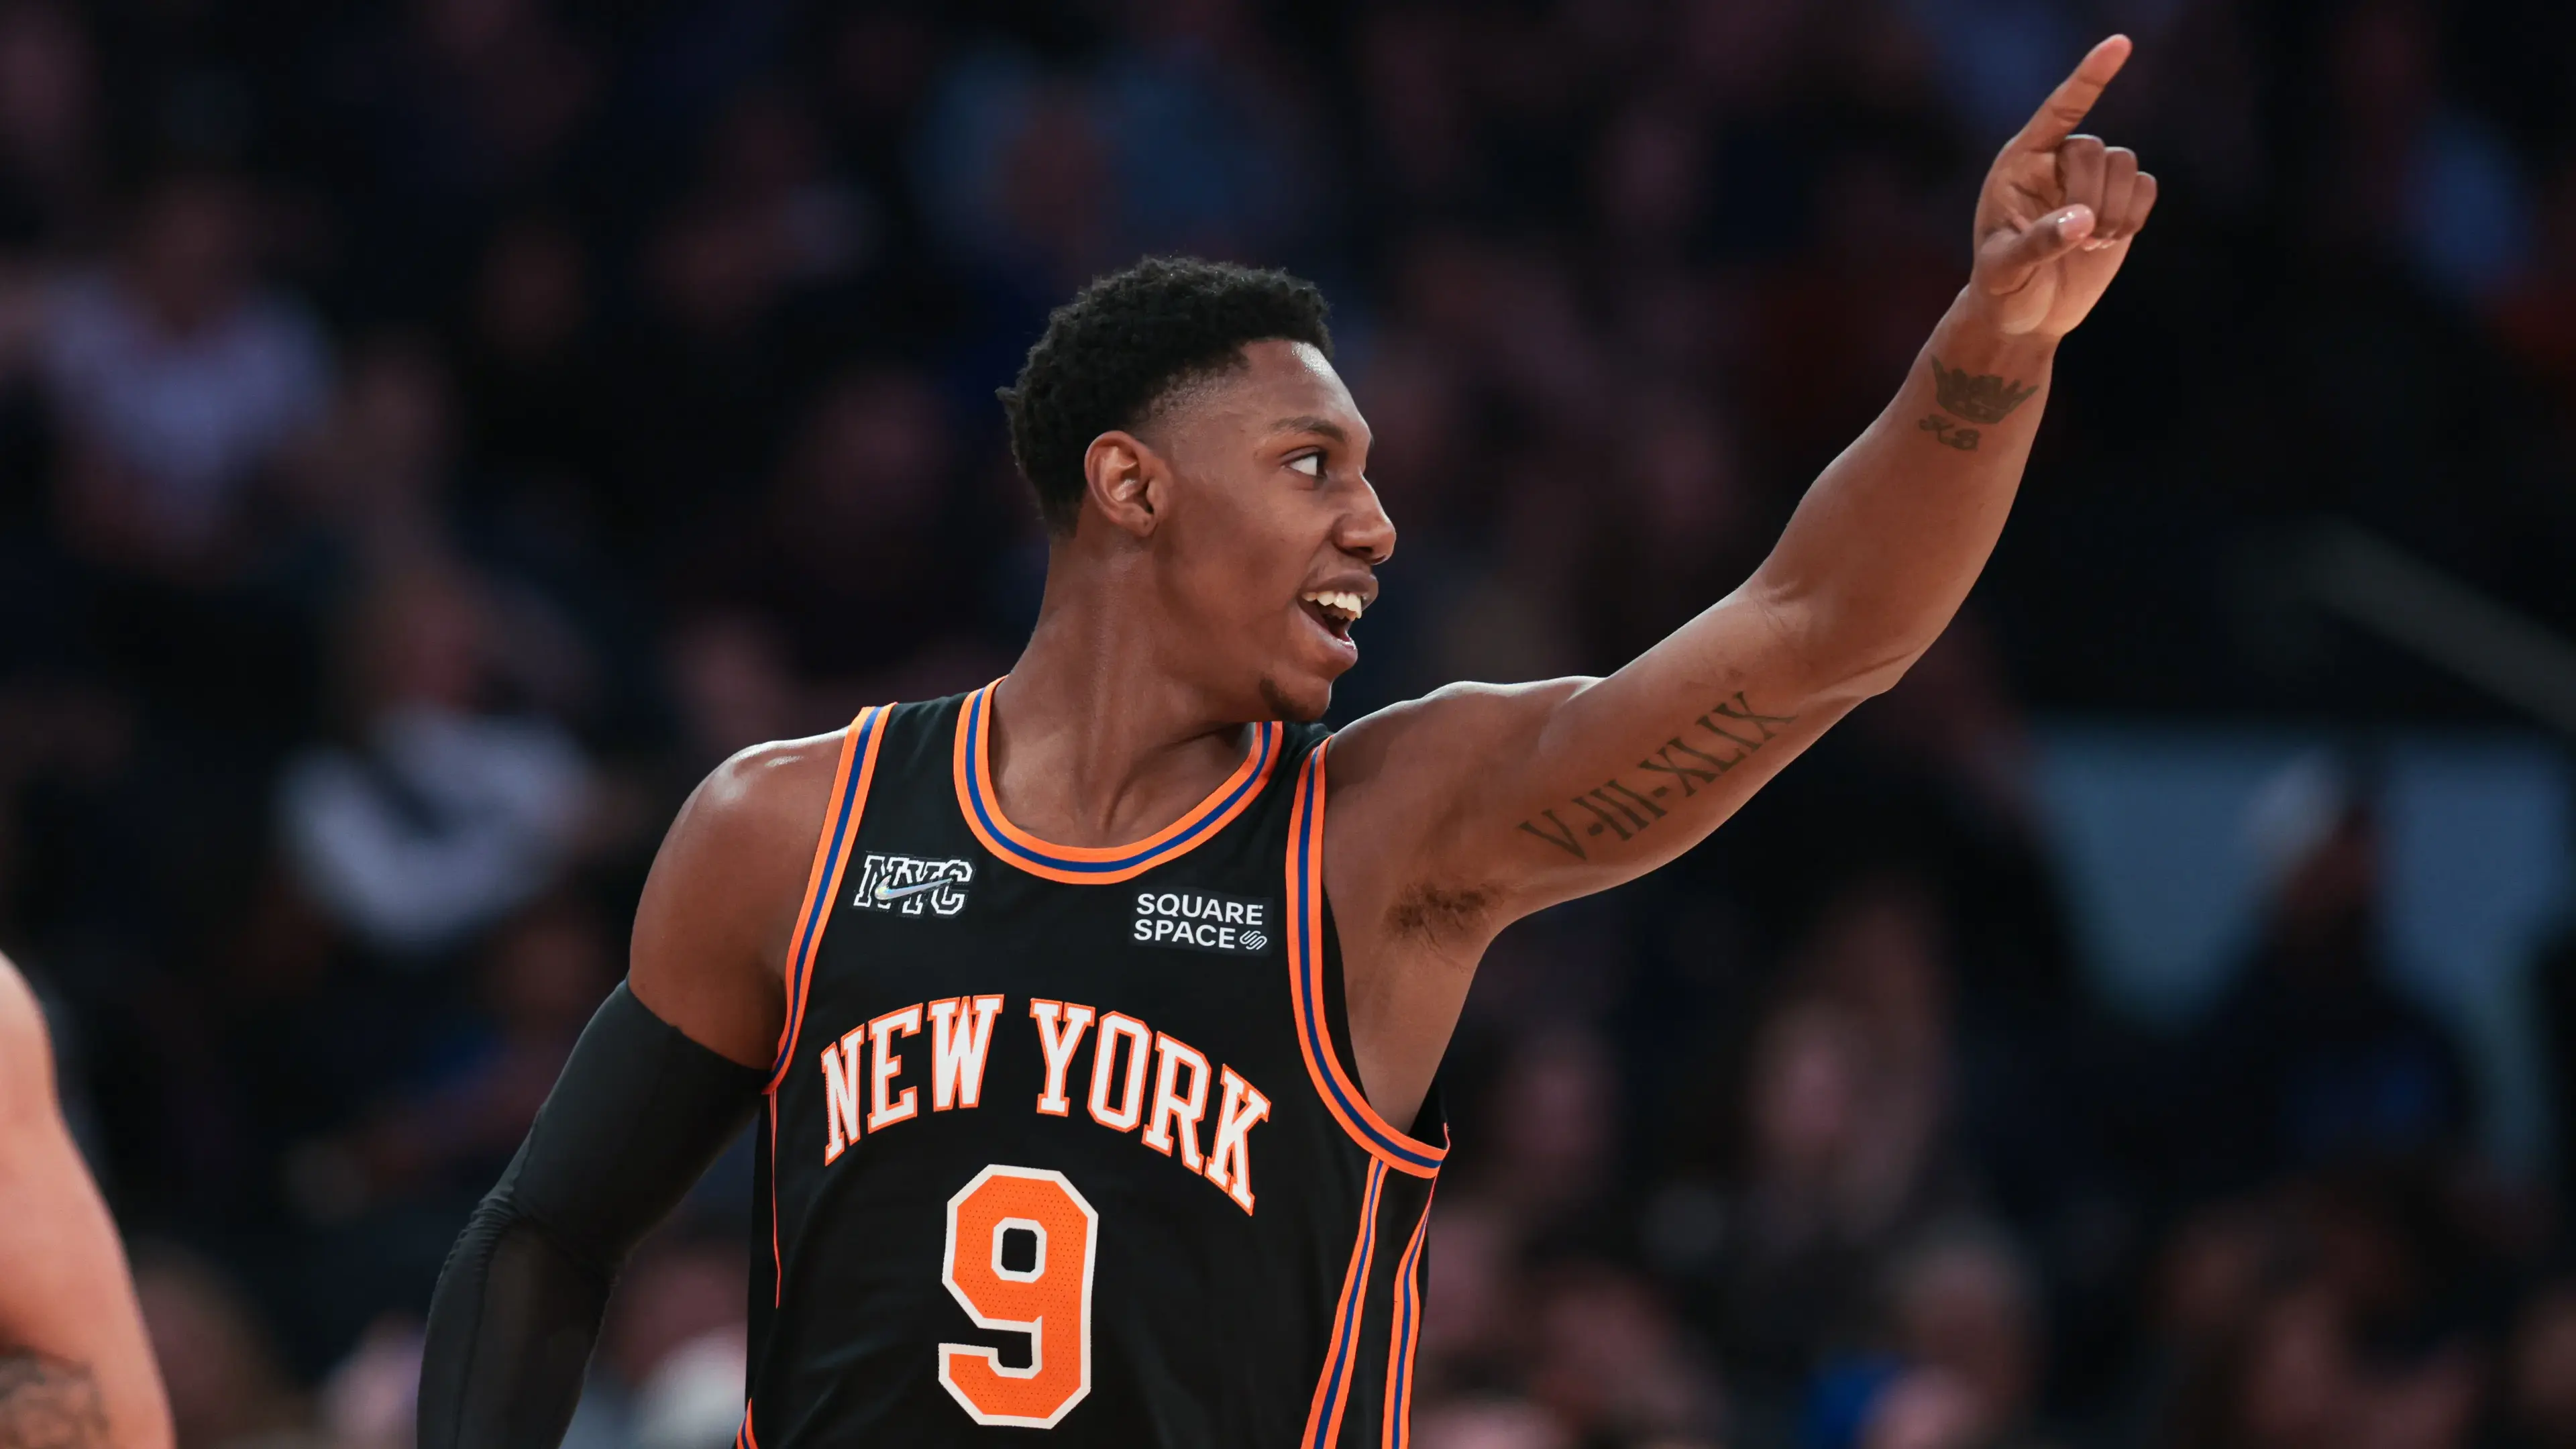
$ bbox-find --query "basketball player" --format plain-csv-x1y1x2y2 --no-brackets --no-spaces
0,954,172,1449
421,37,2156,1448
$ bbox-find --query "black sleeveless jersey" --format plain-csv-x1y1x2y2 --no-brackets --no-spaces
739,685,1448,1449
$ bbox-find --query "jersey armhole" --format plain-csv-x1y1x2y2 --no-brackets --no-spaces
1286,740,1448,1178
764,705,894,1093
1318,896,1440,1142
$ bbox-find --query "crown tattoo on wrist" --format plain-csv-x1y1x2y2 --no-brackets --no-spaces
1929,356,2040,424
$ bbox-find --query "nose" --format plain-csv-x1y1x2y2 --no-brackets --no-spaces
1338,476,1397,566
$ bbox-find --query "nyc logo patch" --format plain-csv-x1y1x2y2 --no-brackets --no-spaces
853,854,973,916
1132,890,1273,955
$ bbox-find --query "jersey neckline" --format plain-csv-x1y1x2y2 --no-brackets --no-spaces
951,681,1283,885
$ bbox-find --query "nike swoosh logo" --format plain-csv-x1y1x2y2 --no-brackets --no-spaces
872,877,957,903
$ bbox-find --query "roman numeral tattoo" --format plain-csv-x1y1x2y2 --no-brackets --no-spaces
1513,692,1799,860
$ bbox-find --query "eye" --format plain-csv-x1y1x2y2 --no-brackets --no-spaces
1287,452,1324,478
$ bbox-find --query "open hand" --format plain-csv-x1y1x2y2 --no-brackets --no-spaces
1969,36,2158,339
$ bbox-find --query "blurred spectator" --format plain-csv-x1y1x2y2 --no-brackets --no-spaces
2171,763,2473,1198
1412,1399,1574,1449
339,892,614,1207
1587,385,1757,661
0,1,2565,1442
1420,1196,1529,1401
714,366,1005,702
2164,1274,2481,1449
912,54,1121,294
1479,1029,1621,1244
38,170,328,576
1699,993,1942,1412
0,1,103,252
314,1317,421,1449
664,612,810,769
450,215,606,506
1525,1262,1723,1442
277,564,590,957
1094,0,1327,260
1882,1222,2049,1447
294,335,456,572
633,1329,749,1449
2508,1281,2576,1449
1796,878,1957,1216
2490,158,2576,449
604,1238,751,1449
134,1244,317,1449
2320,0,2530,302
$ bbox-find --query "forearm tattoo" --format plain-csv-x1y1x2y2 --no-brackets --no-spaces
0,1353,109,1449
1515,692,1797,860
1918,355,2040,452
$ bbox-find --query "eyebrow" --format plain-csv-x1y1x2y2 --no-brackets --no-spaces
1269,415,1350,444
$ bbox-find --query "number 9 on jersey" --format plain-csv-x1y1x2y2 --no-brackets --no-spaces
938,1165,1100,1428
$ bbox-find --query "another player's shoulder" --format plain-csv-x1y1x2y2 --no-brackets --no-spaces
0,951,56,1120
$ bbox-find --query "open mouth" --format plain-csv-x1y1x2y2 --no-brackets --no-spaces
1299,589,1364,644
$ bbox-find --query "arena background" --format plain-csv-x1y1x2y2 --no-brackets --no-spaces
3,1,2575,1446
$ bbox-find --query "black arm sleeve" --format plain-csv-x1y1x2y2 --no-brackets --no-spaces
417,983,765,1449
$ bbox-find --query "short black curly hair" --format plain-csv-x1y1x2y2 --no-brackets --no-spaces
999,256,1333,535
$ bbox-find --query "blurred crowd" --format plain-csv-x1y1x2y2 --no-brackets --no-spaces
1,1,2573,1447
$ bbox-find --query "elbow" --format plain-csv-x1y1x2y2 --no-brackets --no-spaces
1759,586,1932,705
1831,641,1931,702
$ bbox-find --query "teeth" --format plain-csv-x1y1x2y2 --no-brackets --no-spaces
1302,590,1365,621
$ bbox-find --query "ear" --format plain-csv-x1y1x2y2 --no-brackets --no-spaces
1082,429,1165,541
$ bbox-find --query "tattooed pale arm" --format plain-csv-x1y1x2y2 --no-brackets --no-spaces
0,958,170,1449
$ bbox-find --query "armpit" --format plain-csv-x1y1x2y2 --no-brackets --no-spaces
0,1352,109,1449
1385,879,1499,948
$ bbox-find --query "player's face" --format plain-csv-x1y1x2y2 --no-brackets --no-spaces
1148,341,1393,722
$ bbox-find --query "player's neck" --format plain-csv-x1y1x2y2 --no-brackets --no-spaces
991,581,1253,849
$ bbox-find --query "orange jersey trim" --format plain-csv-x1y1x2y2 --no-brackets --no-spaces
1381,1187,1435,1448
952,682,1281,885
761,707,888,1306
1301,1160,1388,1449
765,1093,784,1307
765,706,890,1093
1286,743,1447,1177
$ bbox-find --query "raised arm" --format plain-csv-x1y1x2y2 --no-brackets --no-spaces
1327,39,2154,1116
1342,35,2152,901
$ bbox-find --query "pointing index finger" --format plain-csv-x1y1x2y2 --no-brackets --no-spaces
2008,34,2133,153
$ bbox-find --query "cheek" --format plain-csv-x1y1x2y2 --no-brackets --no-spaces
1179,503,1305,615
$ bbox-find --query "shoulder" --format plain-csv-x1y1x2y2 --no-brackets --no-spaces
632,727,869,1067
1318,679,1601,928
0,953,55,1125
669,727,857,867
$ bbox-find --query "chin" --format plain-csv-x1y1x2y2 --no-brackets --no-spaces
1256,672,1332,723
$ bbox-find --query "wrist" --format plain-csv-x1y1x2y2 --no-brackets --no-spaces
1938,288,2065,369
